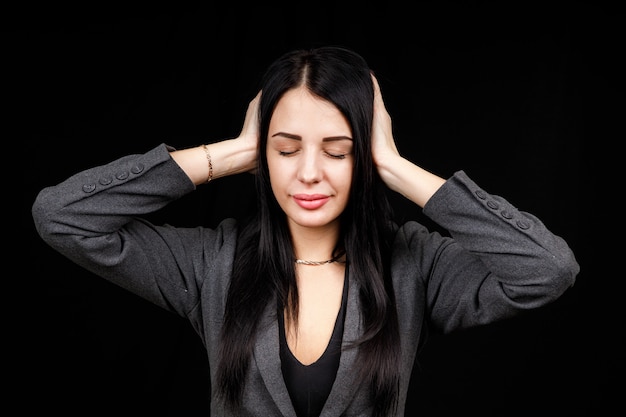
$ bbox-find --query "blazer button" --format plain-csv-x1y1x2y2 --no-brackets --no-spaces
475,190,487,200
487,200,499,210
116,171,129,180
516,220,530,230
99,176,113,186
82,183,96,193
130,163,145,174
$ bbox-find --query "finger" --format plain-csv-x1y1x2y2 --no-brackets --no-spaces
370,73,387,111
371,73,381,97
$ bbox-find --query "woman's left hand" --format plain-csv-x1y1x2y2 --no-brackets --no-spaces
371,74,401,177
370,74,445,206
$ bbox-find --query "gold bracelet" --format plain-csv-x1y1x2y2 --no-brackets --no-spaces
202,144,213,182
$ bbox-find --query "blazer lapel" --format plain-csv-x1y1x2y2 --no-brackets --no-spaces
253,274,364,417
254,299,296,417
320,273,363,416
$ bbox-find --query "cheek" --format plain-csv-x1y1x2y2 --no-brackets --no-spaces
267,158,288,195
330,168,353,207
337,165,354,190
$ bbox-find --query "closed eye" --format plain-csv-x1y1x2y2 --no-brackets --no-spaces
325,152,347,159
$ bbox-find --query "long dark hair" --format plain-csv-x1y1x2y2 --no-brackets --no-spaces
216,46,401,416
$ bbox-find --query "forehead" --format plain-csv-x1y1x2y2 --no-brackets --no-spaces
269,87,351,136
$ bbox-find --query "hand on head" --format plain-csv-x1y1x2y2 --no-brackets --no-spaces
371,74,401,170
238,91,262,174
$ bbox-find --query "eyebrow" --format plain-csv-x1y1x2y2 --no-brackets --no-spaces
271,132,353,142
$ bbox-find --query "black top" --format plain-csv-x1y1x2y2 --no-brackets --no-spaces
279,271,349,417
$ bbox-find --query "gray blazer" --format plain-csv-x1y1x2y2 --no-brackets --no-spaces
32,143,579,416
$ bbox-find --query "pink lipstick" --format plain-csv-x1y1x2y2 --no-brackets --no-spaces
293,194,330,210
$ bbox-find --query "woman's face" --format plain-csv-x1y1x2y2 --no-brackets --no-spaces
267,87,353,232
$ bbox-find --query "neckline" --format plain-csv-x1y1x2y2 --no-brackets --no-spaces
279,266,349,366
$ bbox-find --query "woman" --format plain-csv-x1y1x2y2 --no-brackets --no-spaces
31,46,579,416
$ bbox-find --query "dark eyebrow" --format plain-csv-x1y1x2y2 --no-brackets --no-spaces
271,132,353,142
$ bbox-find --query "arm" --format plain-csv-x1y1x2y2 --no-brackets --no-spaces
370,75,579,330
31,92,262,316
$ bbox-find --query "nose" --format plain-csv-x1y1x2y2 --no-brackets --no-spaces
296,150,322,184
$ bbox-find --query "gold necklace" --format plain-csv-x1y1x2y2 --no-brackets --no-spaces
295,258,338,266
295,251,346,266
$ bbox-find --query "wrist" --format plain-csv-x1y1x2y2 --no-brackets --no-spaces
202,144,213,183
205,138,258,179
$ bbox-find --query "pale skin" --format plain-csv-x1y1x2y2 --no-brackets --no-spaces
171,75,445,365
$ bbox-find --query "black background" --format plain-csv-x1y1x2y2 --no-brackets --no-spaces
11,1,622,415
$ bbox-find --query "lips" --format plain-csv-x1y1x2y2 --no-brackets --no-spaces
292,194,330,210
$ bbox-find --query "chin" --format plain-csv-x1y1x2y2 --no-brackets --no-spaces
289,214,340,229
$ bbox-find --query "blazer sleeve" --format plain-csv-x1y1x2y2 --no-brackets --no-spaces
394,170,580,333
31,143,238,319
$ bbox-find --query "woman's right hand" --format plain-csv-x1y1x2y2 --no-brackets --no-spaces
171,92,261,184
237,91,261,174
